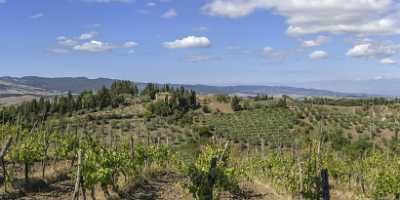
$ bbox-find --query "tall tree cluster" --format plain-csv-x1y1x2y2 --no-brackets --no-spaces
0,81,139,125
145,84,199,117
231,96,242,111
110,80,139,96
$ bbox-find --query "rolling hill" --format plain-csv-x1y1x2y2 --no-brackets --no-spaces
0,76,363,100
293,79,400,97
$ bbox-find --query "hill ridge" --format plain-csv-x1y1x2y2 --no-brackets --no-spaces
0,76,367,98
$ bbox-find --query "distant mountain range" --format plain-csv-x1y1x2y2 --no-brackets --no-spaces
292,79,400,97
0,76,370,99
0,76,115,94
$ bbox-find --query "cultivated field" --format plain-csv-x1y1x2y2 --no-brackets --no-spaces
0,82,399,200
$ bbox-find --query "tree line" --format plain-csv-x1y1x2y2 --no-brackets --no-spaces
0,81,201,125
304,97,400,106
0,81,138,125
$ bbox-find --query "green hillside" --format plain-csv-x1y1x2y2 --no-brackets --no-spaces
0,81,399,200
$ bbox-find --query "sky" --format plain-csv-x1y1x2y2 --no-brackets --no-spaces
1,0,400,85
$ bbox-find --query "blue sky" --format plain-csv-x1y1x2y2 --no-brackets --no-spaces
1,0,400,85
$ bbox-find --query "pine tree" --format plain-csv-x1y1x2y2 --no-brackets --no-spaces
96,86,112,109
231,96,241,111
142,83,158,100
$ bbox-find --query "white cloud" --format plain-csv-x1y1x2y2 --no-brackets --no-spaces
79,32,98,40
347,44,373,57
302,36,330,47
203,0,400,36
309,50,328,60
161,9,177,19
29,13,44,19
163,36,211,49
123,41,138,48
374,75,384,80
380,58,397,64
346,42,400,58
55,34,136,53
73,40,116,52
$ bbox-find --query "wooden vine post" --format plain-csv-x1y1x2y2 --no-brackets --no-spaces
203,142,230,200
260,137,265,159
321,168,330,200
204,157,218,200
42,129,50,179
0,136,12,192
130,136,135,158
298,161,303,200
73,149,83,200
0,136,13,160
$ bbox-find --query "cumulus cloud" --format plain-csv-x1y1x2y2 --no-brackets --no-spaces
202,0,400,36
346,42,400,58
72,40,137,52
73,40,115,52
346,44,373,57
163,36,211,49
79,32,98,40
161,9,177,19
54,34,137,53
29,13,44,19
380,58,397,64
309,50,328,60
302,36,330,47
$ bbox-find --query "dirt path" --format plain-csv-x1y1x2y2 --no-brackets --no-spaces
240,180,292,200
2,167,281,200
121,173,193,200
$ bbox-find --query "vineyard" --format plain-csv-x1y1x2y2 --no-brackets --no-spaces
0,83,399,199
197,107,297,148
